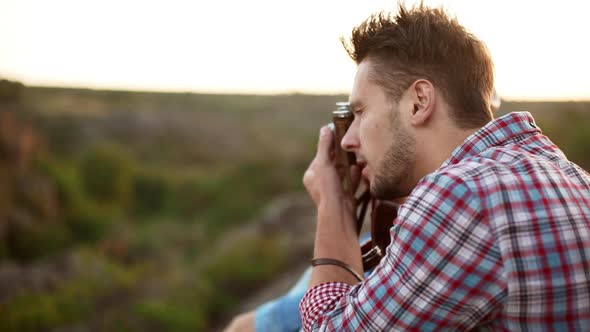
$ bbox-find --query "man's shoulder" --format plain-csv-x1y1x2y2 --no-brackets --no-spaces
431,142,556,187
414,151,531,204
408,162,486,212
423,157,500,189
418,143,590,213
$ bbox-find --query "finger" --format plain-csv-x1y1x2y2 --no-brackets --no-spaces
315,125,334,163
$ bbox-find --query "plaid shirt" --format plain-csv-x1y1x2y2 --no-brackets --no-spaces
300,112,590,331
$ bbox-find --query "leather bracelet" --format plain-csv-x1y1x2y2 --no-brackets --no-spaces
310,258,364,282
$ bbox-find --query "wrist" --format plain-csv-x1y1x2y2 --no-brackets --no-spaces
313,208,361,265
317,200,357,238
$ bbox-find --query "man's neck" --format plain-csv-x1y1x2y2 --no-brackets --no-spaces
414,126,478,181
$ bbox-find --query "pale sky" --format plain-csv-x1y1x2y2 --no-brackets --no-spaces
0,0,589,100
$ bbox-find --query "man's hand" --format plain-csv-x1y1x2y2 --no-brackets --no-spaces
303,125,341,206
303,125,364,287
303,125,361,210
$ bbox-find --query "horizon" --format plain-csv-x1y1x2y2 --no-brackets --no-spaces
23,83,590,103
1,0,589,101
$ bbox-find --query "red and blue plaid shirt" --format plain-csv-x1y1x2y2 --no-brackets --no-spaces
300,112,590,331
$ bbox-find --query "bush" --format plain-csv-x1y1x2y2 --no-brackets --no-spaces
135,300,206,332
563,124,590,170
37,157,113,244
40,115,85,157
5,218,71,261
0,249,136,332
196,161,303,235
65,200,114,242
132,171,171,217
35,157,80,210
539,110,590,171
79,144,133,208
196,236,288,322
167,178,210,219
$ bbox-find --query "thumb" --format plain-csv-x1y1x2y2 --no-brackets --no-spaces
315,125,334,163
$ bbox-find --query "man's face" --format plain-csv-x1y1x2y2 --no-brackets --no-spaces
342,60,416,200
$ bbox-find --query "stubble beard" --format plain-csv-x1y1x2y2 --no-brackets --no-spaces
371,114,415,200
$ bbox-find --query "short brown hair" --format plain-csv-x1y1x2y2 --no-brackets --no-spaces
342,4,494,128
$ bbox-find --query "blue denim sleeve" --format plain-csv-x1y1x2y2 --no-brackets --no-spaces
254,233,372,332
254,267,311,332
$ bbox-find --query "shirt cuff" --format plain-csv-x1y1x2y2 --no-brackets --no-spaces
299,282,352,332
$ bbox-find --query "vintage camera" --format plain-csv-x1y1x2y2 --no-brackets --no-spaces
331,102,357,196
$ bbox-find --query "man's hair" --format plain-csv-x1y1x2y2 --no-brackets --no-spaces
342,4,494,128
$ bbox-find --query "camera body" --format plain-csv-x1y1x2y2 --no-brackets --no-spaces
331,102,356,196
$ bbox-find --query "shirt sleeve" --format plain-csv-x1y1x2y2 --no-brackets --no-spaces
299,172,508,331
255,267,311,332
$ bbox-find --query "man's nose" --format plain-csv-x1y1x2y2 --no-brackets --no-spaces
341,121,359,152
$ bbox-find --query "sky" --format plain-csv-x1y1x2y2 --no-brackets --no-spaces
0,0,589,100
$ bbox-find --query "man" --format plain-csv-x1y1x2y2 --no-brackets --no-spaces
300,3,590,331
224,88,503,331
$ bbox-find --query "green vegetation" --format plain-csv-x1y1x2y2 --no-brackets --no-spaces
79,144,134,207
0,79,24,102
0,249,137,332
1,82,589,331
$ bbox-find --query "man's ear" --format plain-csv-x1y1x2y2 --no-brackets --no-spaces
409,79,435,126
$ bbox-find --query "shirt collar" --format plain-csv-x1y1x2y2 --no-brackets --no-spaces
441,112,541,167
